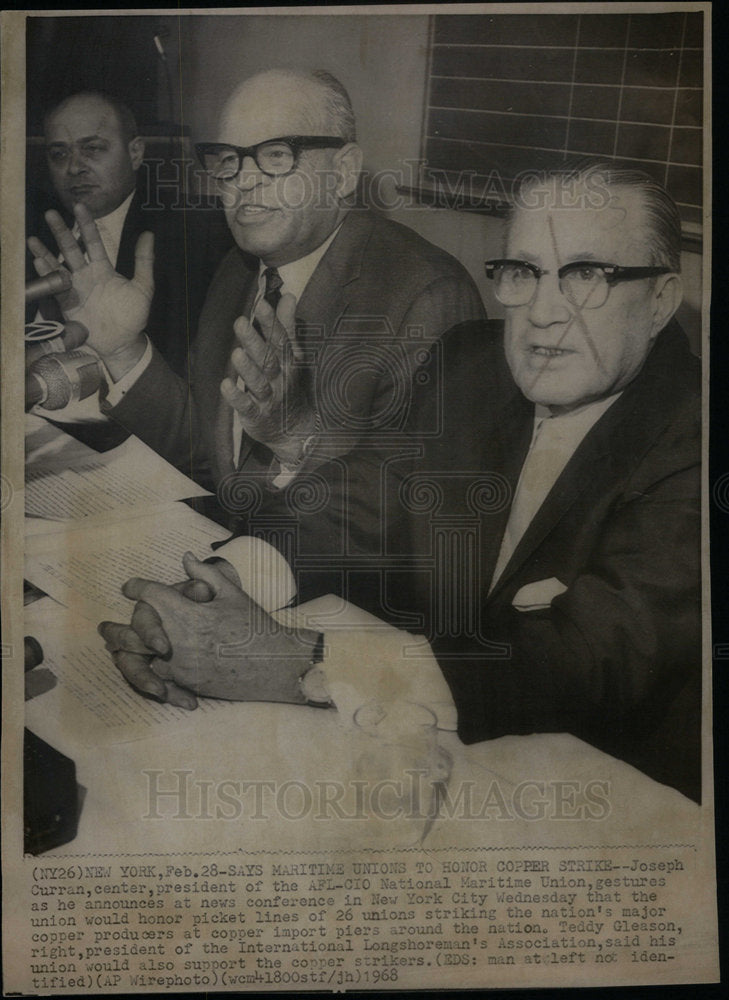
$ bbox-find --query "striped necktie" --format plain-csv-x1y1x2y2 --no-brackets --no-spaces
263,266,283,310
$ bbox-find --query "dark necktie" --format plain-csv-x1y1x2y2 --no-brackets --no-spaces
235,266,285,472
263,266,283,310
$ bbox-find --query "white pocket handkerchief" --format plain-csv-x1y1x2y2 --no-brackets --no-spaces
512,577,568,611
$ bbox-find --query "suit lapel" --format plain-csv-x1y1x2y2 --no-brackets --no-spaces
487,326,687,599
295,211,371,339
115,190,142,277
489,420,613,599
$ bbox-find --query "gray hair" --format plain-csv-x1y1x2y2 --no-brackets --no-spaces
513,161,682,273
310,70,357,143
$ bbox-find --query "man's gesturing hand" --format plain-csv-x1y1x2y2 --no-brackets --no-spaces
110,552,320,703
27,202,154,381
220,293,317,464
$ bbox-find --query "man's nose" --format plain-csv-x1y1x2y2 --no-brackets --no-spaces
526,272,571,327
233,155,266,192
66,147,87,175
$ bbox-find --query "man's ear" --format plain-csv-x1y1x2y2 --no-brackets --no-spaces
128,136,145,171
333,143,363,201
651,272,683,337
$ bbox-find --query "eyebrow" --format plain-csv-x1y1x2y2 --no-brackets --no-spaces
562,252,600,263
508,250,542,264
507,250,603,266
46,135,108,146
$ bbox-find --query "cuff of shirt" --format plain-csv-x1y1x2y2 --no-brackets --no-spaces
317,624,458,732
213,536,457,729
102,335,153,406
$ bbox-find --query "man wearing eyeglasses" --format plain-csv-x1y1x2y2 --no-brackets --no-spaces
31,69,484,489
425,165,701,801
101,164,701,802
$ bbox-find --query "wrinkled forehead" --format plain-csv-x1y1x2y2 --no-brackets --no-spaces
506,181,649,262
217,76,327,146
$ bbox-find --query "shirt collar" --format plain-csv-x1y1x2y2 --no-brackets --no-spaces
532,392,622,444
74,189,135,267
258,223,343,303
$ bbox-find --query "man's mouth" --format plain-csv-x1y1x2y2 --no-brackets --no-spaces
235,204,277,218
529,346,575,358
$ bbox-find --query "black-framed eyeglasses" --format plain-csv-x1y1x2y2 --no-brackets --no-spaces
195,136,347,180
484,259,672,310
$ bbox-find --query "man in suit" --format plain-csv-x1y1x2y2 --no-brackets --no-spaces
29,70,484,488
30,91,231,378
100,164,700,802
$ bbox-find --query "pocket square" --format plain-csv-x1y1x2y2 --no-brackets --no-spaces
512,577,568,611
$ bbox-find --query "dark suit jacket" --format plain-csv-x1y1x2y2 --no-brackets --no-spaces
258,319,701,801
117,190,233,377
105,208,486,491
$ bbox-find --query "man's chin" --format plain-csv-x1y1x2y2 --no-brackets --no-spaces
64,193,107,219
231,223,287,261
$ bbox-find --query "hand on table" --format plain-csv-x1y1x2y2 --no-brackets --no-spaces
100,553,319,707
27,203,154,381
100,577,207,710
99,558,240,709
220,293,317,463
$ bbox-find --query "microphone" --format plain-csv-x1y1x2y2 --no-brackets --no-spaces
25,270,73,303
25,319,89,367
26,350,102,411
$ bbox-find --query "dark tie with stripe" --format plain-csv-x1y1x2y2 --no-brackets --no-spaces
235,266,285,471
263,266,283,310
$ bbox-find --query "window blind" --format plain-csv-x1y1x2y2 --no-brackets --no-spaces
421,12,703,235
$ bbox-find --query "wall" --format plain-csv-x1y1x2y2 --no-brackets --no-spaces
173,12,701,350
176,13,429,175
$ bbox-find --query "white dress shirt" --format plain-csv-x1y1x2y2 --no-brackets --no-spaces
490,393,622,589
75,189,136,267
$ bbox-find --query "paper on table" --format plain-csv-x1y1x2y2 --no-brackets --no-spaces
25,596,242,746
24,415,210,531
25,502,231,622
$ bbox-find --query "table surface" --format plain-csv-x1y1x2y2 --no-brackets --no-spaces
25,645,701,858
22,422,703,858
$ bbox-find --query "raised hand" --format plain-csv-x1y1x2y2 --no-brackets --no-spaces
220,293,317,463
27,202,154,380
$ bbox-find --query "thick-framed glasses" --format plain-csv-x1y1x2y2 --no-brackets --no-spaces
484,259,672,310
195,136,347,180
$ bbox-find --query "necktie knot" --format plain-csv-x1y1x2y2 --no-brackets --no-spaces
263,267,283,309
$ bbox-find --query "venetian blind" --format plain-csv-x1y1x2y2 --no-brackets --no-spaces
422,11,703,234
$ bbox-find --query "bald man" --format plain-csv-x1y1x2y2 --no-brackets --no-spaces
30,69,485,496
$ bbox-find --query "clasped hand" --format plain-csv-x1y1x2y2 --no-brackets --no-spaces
99,552,319,709
27,203,154,380
220,294,316,462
